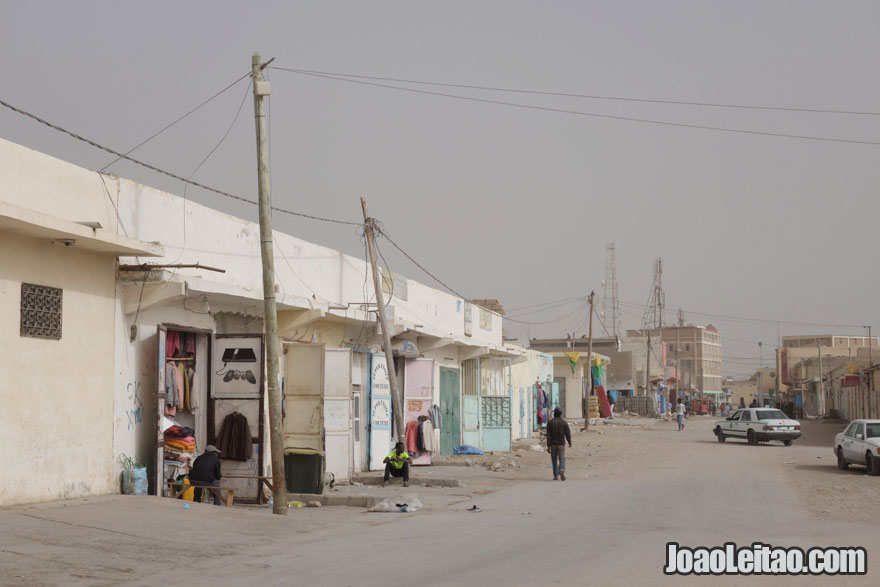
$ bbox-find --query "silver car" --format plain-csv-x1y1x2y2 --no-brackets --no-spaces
714,408,801,446
834,419,880,476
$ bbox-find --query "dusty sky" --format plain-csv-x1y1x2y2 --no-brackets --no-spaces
2,1,879,377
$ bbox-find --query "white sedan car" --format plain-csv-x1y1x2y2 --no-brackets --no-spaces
714,408,801,446
833,419,880,476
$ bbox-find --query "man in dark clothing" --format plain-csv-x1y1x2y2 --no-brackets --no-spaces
190,445,223,505
546,408,572,481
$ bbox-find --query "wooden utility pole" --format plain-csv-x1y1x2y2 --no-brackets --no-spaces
360,197,405,442
645,331,651,399
868,325,873,418
252,53,286,515
583,291,595,426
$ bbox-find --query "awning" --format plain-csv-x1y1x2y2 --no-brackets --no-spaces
0,200,163,257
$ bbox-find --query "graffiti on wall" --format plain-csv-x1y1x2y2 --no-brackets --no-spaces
126,381,144,430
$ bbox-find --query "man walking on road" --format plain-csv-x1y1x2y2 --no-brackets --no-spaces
546,408,572,481
676,398,686,431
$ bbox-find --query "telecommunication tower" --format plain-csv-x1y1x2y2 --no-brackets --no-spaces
641,257,666,330
603,243,621,337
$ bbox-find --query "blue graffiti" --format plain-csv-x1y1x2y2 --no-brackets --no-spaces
126,381,144,430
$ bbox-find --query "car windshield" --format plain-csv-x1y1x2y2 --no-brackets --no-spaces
755,410,788,420
866,423,880,439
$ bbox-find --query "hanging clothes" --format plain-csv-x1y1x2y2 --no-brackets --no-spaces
428,404,443,430
421,419,434,452
405,420,419,453
187,367,199,409
216,412,253,461
416,417,426,452
166,330,181,359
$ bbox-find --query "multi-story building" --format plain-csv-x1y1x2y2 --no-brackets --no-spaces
646,324,723,401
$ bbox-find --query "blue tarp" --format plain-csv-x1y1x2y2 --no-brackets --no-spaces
453,445,483,455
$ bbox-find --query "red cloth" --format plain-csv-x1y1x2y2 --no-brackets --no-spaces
405,420,419,453
596,385,612,418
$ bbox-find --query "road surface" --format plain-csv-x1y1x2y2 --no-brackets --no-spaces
2,416,876,586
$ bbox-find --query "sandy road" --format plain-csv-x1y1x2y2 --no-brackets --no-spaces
1,415,876,586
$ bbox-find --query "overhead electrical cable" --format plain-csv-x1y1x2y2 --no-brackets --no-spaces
0,97,364,226
270,68,880,148
101,71,252,171
274,67,880,117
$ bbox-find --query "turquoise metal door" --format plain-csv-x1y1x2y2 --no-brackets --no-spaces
439,367,460,457
550,382,560,415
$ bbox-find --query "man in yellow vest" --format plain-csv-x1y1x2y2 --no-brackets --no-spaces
382,441,412,487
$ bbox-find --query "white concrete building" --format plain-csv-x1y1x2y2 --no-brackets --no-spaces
0,138,162,506
1,136,515,504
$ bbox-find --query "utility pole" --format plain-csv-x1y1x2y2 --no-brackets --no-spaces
758,341,763,405
868,326,873,419
645,331,651,400
817,341,824,417
360,197,405,442
251,53,286,515
583,291,596,425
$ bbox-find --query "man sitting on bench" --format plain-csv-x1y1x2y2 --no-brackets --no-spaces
190,445,223,505
382,441,411,487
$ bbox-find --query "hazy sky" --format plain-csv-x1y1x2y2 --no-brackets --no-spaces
3,1,879,378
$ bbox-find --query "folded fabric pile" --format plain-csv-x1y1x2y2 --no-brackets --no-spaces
164,426,196,463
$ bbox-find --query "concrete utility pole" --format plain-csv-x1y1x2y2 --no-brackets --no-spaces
360,197,405,442
251,53,286,515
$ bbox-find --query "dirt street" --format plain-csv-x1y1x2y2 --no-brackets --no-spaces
2,415,878,586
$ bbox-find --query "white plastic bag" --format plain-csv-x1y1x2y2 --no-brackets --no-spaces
369,498,396,512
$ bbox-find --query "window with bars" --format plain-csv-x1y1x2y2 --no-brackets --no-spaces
20,283,63,339
481,396,511,428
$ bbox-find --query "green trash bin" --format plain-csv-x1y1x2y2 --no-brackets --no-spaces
284,447,325,494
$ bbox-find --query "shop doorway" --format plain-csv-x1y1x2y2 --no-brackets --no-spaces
439,367,460,457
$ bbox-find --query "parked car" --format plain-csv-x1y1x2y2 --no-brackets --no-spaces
713,408,801,446
833,420,880,476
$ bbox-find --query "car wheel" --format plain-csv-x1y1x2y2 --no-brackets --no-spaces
715,427,725,442
747,429,757,445
837,449,848,470
867,453,880,476
783,440,793,447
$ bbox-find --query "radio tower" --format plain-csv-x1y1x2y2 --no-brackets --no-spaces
641,257,666,329
603,243,621,337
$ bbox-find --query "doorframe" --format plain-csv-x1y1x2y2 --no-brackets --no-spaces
154,323,214,496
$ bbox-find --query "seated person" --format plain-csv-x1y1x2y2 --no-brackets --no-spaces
382,441,412,487
189,445,223,505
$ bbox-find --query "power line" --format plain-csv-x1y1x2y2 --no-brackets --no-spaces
101,71,252,171
618,299,865,329
271,68,880,148
275,67,880,117
506,297,588,318
0,97,364,227
506,295,589,313
170,79,253,265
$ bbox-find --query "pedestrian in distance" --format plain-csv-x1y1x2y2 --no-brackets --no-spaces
382,441,411,487
676,398,686,431
189,445,223,505
546,407,572,481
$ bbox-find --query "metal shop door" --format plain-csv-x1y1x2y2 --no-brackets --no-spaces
351,352,369,473
324,348,352,483
439,367,460,457
369,353,393,471
283,343,324,452
554,377,566,416
211,334,266,501
479,358,511,453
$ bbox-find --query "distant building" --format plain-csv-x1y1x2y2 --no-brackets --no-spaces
641,324,723,400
